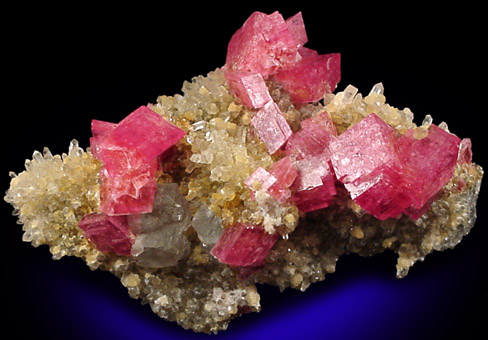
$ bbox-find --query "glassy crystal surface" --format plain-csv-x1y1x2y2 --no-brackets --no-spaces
191,204,223,246
130,183,191,268
210,223,279,267
78,213,134,256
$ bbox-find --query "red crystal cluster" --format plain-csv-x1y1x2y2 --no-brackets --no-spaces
330,114,460,220
77,11,466,273
79,106,185,255
223,11,340,155
212,12,463,268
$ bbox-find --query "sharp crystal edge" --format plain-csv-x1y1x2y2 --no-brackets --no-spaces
4,10,483,334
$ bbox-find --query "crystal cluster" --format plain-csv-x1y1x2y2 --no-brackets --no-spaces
91,105,185,216
5,10,483,334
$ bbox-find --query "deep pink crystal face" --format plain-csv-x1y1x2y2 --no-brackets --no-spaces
274,53,341,103
286,111,336,160
251,101,292,154
90,106,185,216
283,111,337,212
245,156,298,203
285,12,307,47
292,179,336,213
330,114,402,187
399,125,460,219
223,10,340,108
329,114,461,220
225,11,299,77
210,223,279,267
107,106,185,162
100,170,157,215
302,110,338,136
329,114,410,220
291,156,336,212
78,213,135,256
267,156,299,202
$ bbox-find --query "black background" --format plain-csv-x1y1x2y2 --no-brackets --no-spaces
3,4,486,340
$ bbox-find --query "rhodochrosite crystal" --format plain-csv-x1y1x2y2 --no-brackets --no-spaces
399,125,461,219
251,100,292,154
210,223,279,267
224,11,298,78
91,105,185,216
223,10,340,108
4,10,483,335
274,53,341,103
78,213,135,256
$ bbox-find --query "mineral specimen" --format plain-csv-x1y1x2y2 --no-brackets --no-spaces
4,10,483,335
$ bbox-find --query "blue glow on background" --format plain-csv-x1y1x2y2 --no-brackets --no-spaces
39,257,459,340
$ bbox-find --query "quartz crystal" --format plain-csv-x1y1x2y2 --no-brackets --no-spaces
4,10,483,335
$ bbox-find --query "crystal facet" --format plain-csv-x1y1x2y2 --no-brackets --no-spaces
210,223,279,267
251,100,292,154
78,213,135,256
191,204,223,246
129,183,191,268
274,53,341,103
90,106,185,216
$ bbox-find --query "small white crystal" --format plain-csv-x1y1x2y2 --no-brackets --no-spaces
439,121,450,132
422,114,433,127
370,82,384,95
342,85,358,104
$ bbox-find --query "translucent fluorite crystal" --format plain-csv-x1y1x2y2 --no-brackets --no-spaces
129,183,191,268
4,10,483,335
191,204,223,246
